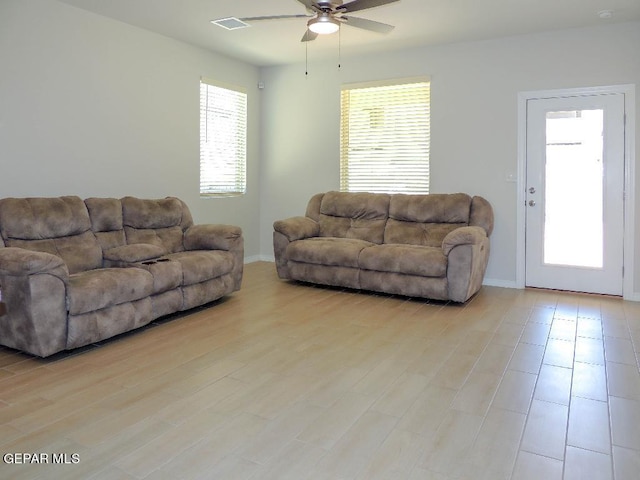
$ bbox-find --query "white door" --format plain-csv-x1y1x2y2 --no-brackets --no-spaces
525,93,625,295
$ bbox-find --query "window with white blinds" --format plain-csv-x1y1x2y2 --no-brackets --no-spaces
199,79,247,197
340,79,430,194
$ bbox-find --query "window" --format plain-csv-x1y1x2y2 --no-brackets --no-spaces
199,78,247,196
340,78,430,193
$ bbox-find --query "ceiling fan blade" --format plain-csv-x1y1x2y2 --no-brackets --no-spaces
341,15,394,33
339,0,400,14
296,0,316,11
298,0,322,12
301,30,319,42
240,14,310,22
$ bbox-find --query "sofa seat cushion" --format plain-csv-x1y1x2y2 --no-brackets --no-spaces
130,259,182,295
164,250,234,286
287,237,374,268
359,244,447,277
104,243,167,263
67,268,154,315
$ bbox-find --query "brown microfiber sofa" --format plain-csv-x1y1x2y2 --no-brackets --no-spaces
273,191,493,303
0,196,243,357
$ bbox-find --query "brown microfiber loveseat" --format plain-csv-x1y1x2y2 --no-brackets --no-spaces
273,191,493,303
0,196,243,357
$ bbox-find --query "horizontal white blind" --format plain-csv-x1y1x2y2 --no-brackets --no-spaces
200,79,247,196
340,80,430,193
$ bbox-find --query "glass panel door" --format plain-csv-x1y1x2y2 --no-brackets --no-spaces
544,109,604,268
525,93,625,295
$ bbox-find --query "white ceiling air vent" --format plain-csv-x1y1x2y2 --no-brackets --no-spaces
211,17,250,30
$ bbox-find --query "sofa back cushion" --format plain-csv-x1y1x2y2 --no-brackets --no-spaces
384,193,472,246
318,191,390,244
121,197,193,253
85,197,126,251
0,196,103,273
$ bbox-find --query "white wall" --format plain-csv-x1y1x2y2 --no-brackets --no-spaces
1,1,639,294
259,22,640,294
0,0,262,258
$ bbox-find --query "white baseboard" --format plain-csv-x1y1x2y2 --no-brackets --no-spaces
482,278,521,289
624,291,640,302
244,255,274,264
484,278,640,302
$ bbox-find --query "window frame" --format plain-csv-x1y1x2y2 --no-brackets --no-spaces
340,77,431,194
199,77,248,197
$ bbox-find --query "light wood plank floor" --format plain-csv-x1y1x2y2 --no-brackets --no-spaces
1,261,640,479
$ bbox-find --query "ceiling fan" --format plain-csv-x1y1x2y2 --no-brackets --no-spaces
214,0,400,42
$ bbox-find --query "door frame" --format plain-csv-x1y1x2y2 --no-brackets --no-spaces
516,84,637,299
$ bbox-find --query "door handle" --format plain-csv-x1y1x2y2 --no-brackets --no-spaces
529,187,536,194
528,200,536,207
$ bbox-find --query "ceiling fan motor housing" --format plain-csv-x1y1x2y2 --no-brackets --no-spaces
315,1,344,10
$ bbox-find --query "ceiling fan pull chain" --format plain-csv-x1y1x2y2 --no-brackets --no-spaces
304,30,309,77
338,26,341,69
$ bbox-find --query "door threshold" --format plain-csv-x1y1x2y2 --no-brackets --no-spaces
525,286,622,299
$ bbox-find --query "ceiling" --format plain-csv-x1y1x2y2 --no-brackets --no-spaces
57,0,640,67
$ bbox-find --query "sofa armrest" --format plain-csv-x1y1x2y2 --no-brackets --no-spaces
184,224,244,291
443,226,491,303
0,247,69,357
273,216,320,242
0,247,69,278
184,224,243,252
442,226,488,256
272,217,319,280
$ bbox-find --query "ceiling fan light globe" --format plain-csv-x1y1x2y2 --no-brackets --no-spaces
308,15,340,35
